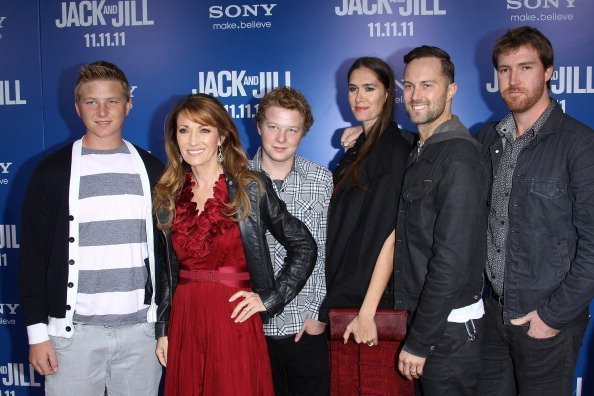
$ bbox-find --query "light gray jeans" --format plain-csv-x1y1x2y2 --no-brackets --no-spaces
45,322,162,396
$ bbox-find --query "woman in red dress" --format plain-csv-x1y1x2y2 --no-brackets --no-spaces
152,94,317,395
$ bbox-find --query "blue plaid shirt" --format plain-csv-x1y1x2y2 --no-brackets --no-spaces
251,148,332,336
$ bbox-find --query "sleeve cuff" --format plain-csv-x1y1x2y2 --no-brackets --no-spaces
537,307,564,330
27,323,50,345
260,290,283,317
155,322,168,339
402,337,432,358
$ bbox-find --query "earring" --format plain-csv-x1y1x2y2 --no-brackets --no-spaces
179,154,184,163
217,145,224,163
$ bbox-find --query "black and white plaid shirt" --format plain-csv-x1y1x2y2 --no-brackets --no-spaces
251,148,332,336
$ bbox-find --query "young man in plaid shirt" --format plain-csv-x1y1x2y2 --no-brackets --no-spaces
250,87,332,395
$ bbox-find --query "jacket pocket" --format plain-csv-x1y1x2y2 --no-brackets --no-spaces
402,180,438,229
518,177,570,231
526,235,570,285
529,180,566,200
403,179,437,201
553,236,570,276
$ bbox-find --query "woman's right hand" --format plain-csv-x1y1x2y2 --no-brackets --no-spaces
229,290,266,323
156,336,168,367
340,125,364,150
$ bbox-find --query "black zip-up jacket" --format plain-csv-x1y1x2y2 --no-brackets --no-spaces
155,172,317,338
476,101,594,329
394,117,487,357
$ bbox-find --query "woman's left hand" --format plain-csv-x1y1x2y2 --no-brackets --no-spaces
343,314,378,346
341,125,364,150
229,291,266,323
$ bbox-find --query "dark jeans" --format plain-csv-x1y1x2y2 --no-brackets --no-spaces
477,293,589,396
265,330,330,396
416,318,483,395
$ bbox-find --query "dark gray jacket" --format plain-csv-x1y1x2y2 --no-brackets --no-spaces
156,172,317,337
476,101,594,329
394,117,487,357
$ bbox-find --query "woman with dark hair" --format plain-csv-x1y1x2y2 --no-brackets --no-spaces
322,57,412,346
153,94,316,395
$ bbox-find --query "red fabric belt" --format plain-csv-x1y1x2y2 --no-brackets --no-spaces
178,267,251,289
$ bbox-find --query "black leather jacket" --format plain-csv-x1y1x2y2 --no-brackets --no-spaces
155,172,317,338
477,101,594,329
394,117,487,357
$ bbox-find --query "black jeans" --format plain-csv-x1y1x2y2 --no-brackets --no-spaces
416,318,483,395
265,330,329,396
477,293,589,396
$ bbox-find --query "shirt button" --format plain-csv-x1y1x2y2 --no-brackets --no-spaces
68,215,74,221
497,248,501,253
68,282,74,288
66,326,72,332
69,237,75,243
66,305,71,310
68,259,75,265
500,221,505,225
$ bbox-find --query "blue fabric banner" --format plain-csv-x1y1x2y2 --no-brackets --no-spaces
1,1,593,394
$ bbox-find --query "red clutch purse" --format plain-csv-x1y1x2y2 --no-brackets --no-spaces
328,308,414,395
328,308,408,341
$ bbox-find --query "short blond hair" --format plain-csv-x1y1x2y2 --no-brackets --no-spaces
74,61,131,102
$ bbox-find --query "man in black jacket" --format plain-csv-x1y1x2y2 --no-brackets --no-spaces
476,26,594,395
393,46,487,395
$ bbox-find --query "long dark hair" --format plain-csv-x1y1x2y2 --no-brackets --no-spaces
334,57,397,192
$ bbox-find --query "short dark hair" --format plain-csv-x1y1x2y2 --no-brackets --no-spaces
75,61,131,102
255,86,314,134
492,26,554,70
403,45,455,84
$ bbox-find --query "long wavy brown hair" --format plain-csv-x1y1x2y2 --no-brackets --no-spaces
153,93,261,229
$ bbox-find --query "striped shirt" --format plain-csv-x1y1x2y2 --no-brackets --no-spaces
251,148,332,336
73,144,149,326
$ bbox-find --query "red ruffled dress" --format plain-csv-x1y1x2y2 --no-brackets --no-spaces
164,173,274,396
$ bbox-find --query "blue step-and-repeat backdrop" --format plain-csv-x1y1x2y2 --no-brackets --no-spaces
1,1,593,394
